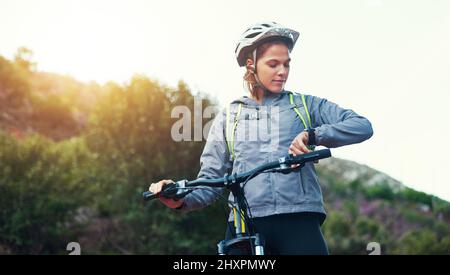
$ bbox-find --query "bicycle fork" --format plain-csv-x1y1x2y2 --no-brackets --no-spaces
217,196,265,255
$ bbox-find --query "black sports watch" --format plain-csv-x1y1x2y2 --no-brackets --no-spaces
304,127,316,147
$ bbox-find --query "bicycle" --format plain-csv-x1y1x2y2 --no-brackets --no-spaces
142,149,332,255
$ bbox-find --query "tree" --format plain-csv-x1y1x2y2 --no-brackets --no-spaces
14,47,36,72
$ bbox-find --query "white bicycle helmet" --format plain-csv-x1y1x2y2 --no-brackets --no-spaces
235,21,300,67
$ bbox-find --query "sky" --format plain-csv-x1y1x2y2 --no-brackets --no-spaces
1,0,450,201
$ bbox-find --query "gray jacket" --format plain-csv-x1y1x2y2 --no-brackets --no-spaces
177,90,373,223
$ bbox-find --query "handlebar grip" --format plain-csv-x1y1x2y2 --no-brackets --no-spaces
315,149,331,159
292,149,332,164
142,191,159,201
142,183,178,201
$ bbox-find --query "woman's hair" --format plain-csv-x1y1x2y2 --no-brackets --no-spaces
243,40,291,100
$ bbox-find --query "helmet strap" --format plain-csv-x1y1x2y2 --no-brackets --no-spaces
251,48,270,93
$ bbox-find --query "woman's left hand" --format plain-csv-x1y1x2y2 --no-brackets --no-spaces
288,131,311,168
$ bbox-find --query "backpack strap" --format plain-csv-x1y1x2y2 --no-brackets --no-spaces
288,92,315,151
225,103,245,231
225,103,242,161
289,92,312,129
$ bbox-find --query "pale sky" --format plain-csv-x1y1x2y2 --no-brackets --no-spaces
1,0,450,201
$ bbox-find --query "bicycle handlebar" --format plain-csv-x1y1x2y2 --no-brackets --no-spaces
143,149,331,201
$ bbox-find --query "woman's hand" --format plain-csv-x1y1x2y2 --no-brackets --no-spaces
149,179,185,209
288,131,311,168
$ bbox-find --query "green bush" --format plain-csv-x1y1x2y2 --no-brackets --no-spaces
0,55,30,108
402,209,434,227
364,182,395,201
0,132,95,253
400,187,433,208
394,229,450,254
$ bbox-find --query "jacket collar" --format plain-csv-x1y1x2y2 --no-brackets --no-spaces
231,89,290,106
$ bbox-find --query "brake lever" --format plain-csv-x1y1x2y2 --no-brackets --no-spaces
161,179,193,200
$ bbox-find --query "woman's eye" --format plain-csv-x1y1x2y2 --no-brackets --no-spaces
269,64,276,68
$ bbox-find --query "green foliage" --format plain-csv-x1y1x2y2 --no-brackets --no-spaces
30,93,80,139
322,208,389,255
400,187,433,208
401,209,434,227
363,182,395,201
0,55,30,108
0,70,221,254
76,76,223,254
14,47,36,72
0,132,95,253
393,229,450,254
83,77,214,216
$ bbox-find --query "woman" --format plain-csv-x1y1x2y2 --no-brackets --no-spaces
149,22,373,254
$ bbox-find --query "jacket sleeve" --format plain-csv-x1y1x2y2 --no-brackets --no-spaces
306,95,374,148
175,108,232,213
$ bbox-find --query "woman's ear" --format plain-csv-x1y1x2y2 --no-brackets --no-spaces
246,58,255,72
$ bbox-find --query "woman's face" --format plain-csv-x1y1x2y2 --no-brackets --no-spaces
255,43,291,93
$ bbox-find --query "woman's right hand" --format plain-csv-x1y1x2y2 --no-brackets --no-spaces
149,179,185,209
289,131,312,168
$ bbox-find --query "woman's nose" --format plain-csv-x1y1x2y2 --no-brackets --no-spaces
278,67,288,77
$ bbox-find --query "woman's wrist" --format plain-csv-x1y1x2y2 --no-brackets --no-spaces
173,199,185,209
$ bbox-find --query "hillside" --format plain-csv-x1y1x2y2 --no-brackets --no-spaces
317,158,450,254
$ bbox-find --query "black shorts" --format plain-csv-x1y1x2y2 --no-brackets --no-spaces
224,212,329,255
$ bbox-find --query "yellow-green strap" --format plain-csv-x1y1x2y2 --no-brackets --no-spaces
290,92,315,151
301,93,312,127
226,104,231,153
226,103,242,161
289,93,309,129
